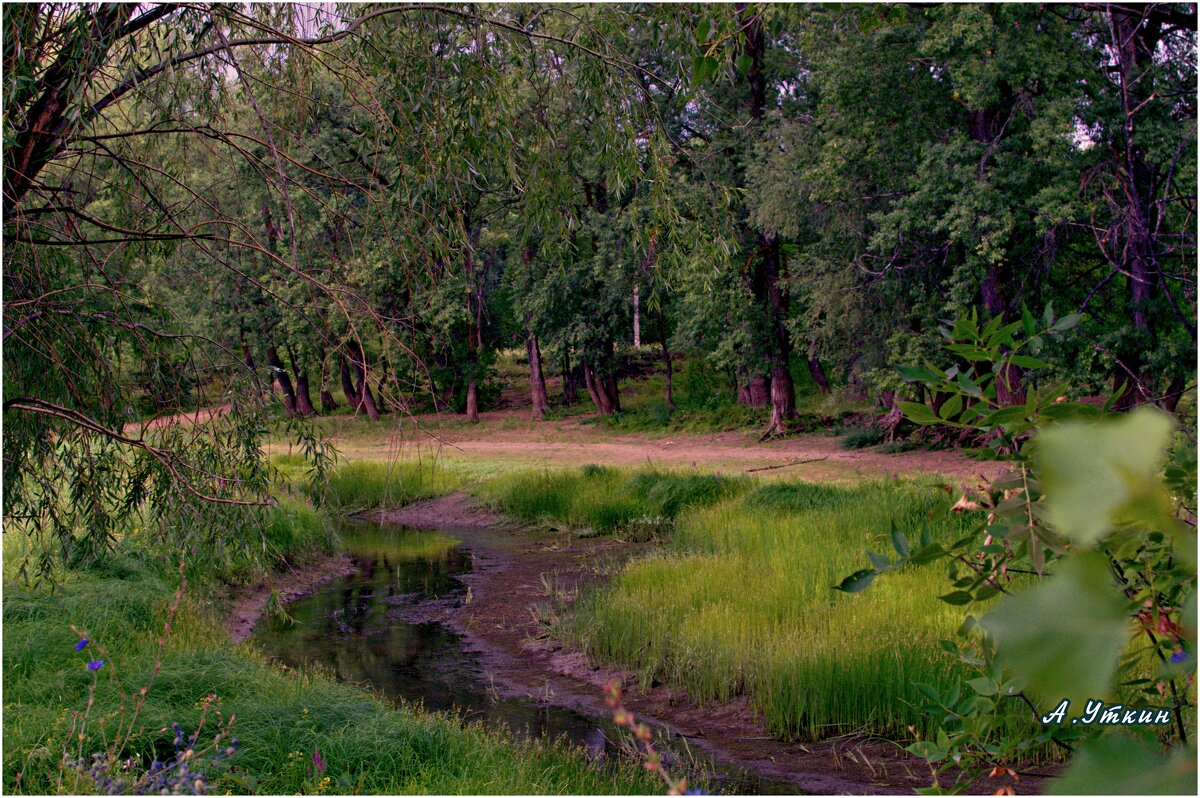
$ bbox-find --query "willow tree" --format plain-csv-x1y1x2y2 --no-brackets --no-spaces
2,2,698,573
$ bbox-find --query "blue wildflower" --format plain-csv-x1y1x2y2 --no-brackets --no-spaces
87,660,105,671
684,790,707,796
1171,650,1189,664
74,638,89,651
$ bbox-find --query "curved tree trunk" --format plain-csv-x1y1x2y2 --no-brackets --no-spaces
286,345,316,416
265,345,297,416
339,354,360,407
807,352,831,395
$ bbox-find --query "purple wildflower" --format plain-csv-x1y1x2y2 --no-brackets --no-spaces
87,660,105,671
1171,650,1189,664
312,747,326,775
74,638,89,651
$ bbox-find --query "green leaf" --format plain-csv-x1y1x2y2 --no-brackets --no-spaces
691,55,719,86
896,364,938,383
939,591,974,606
967,677,998,696
834,568,876,593
899,401,939,425
867,550,892,572
910,543,946,565
981,552,1129,709
939,394,963,420
891,525,911,557
1008,355,1048,369
1049,313,1081,333
1036,408,1175,545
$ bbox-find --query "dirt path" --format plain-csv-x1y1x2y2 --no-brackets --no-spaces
354,494,1046,795
316,408,1003,484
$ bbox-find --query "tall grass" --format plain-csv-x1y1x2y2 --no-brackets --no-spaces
566,479,1020,741
2,566,658,794
480,466,747,534
318,460,460,512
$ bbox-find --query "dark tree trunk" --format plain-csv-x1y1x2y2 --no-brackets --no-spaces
286,345,316,417
584,365,618,416
266,345,297,416
346,344,380,421
1106,6,1182,410
748,374,770,408
741,7,795,435
339,355,360,407
354,365,381,421
318,354,337,412
527,329,550,420
807,352,831,395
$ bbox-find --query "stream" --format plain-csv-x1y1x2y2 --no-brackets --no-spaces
252,519,799,794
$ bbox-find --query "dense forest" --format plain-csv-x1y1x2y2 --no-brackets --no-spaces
2,3,1196,796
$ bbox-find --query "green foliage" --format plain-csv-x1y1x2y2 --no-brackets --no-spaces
2,568,658,795
843,312,1196,792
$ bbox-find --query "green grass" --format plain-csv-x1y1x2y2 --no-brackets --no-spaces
564,478,1018,741
480,466,747,534
2,562,657,795
317,460,461,512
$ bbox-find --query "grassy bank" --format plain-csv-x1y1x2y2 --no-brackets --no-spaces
472,464,1026,743
2,511,656,794
568,479,980,740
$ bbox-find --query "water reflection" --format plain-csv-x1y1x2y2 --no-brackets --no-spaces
253,520,796,794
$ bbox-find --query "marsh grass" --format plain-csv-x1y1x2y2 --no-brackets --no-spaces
564,479,1031,742
317,460,461,512
480,466,747,534
2,563,658,795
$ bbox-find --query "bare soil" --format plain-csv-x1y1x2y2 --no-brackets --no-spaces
310,407,1004,485
353,494,1048,795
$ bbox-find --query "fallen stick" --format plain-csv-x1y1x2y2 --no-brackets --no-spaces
744,456,829,473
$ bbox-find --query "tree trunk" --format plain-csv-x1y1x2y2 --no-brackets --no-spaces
584,365,617,415
286,346,316,417
527,329,550,420
748,374,770,408
266,345,297,416
318,354,337,412
633,286,641,348
762,238,796,435
466,380,479,423
354,367,381,421
1107,6,1174,411
339,355,360,407
807,352,831,395
347,344,380,421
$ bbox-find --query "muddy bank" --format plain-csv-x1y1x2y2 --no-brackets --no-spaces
227,554,359,644
353,494,1048,794
245,493,1048,793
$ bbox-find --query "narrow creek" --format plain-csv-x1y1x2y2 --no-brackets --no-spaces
252,519,799,795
